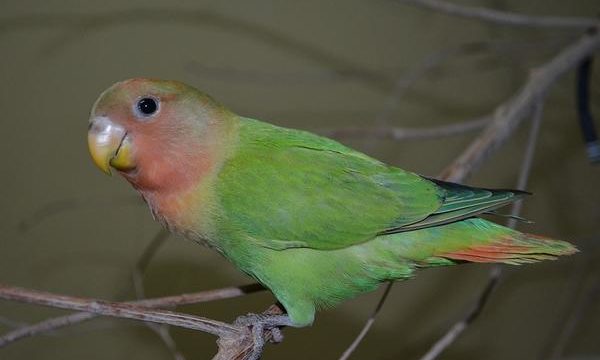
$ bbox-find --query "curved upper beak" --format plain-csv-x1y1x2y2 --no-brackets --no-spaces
88,116,135,175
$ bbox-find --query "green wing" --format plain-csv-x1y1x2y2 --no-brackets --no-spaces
216,118,524,250
380,178,527,234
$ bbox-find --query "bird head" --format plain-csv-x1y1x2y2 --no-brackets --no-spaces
87,78,232,192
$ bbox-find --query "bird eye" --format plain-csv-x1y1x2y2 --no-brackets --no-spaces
135,97,159,118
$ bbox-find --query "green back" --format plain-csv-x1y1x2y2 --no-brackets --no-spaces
215,118,524,251
216,118,442,250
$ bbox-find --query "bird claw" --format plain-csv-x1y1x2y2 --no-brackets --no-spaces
234,313,292,360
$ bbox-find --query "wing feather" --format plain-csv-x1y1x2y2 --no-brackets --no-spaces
216,118,526,250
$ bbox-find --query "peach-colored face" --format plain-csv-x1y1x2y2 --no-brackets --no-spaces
88,78,217,192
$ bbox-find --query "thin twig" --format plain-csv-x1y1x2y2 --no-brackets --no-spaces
338,282,393,360
340,98,547,360
339,29,599,359
322,116,490,141
0,283,264,347
419,99,545,360
0,285,241,338
134,229,171,276
547,264,600,359
419,266,502,360
326,37,567,142
507,100,545,228
0,317,26,329
544,235,600,360
184,37,565,89
17,196,141,233
375,45,468,126
131,229,187,360
327,40,495,141
440,29,600,182
395,0,599,29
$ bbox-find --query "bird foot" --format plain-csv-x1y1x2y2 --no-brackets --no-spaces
234,313,293,360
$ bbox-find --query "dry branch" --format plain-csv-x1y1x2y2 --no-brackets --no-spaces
395,0,600,29
339,29,600,359
0,283,264,347
322,116,489,141
418,99,545,360
212,304,285,360
0,285,241,338
338,282,394,360
546,260,600,360
131,229,186,360
440,28,600,182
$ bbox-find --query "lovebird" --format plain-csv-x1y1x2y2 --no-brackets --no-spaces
87,78,576,355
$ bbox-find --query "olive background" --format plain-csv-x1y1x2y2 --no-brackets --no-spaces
0,1,599,359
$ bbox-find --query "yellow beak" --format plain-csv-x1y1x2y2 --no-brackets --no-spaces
88,116,135,175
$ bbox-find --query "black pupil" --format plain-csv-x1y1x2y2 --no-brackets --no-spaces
138,98,157,116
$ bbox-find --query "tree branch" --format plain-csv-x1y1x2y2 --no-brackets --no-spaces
440,28,600,182
544,235,600,360
132,229,185,360
0,285,242,338
212,304,285,360
322,116,490,141
419,267,502,360
0,283,264,347
339,29,599,359
338,282,393,360
395,0,600,29
419,99,545,360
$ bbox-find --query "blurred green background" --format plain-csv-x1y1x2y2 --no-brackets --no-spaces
1,0,599,359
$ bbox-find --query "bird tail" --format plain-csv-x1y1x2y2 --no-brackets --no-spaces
399,218,578,266
436,231,577,265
